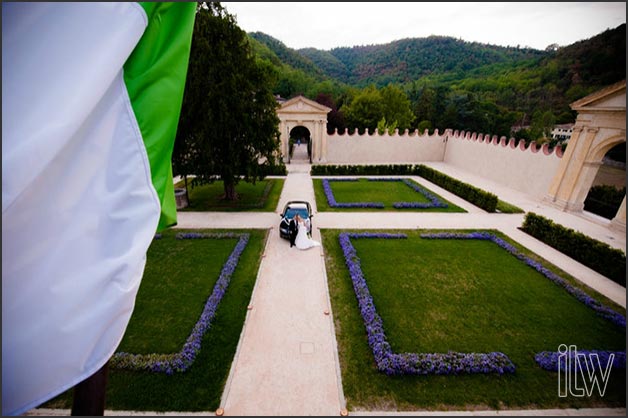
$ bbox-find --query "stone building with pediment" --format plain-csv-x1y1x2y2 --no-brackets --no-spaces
544,80,626,231
276,96,331,164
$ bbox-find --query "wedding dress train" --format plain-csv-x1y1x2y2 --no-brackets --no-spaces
295,222,321,250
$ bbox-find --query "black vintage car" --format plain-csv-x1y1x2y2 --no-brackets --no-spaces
279,200,313,239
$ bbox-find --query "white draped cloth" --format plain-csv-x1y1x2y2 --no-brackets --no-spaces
295,222,321,250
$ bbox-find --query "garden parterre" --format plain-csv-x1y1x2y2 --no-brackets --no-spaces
323,229,626,410
315,177,465,212
44,229,266,412
111,232,250,375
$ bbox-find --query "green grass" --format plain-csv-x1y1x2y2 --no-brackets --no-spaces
496,200,525,213
322,229,625,411
45,228,267,412
174,178,284,212
313,178,466,212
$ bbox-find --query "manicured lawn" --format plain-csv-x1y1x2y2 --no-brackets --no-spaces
174,178,284,211
45,228,267,412
496,200,524,213
313,178,466,212
322,229,625,411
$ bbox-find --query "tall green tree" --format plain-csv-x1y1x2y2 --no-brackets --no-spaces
343,84,415,133
173,2,282,201
530,110,556,140
412,84,437,126
343,85,384,133
380,84,415,131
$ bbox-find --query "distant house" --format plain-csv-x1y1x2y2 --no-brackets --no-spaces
550,123,575,142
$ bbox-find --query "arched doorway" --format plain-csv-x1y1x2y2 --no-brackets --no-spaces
583,142,626,219
276,95,331,164
544,80,626,231
289,126,312,163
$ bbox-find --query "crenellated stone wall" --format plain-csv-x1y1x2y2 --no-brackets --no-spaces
324,128,447,164
443,131,563,198
318,128,564,198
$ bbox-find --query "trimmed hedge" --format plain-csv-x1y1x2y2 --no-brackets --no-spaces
261,163,287,176
311,164,498,212
521,212,626,286
311,164,415,176
414,165,498,212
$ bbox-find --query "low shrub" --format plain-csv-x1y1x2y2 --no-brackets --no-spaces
521,212,626,286
414,165,498,212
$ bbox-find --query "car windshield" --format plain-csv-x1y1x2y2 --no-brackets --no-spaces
284,207,309,219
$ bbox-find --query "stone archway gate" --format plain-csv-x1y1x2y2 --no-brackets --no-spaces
277,96,331,163
545,80,626,231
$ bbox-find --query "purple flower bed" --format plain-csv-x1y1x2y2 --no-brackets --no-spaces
322,178,385,208
368,178,448,209
420,232,626,329
535,350,626,372
111,233,250,375
339,232,516,376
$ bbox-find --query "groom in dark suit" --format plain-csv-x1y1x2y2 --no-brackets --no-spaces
288,216,298,247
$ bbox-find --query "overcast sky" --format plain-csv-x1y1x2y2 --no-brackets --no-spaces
221,2,626,50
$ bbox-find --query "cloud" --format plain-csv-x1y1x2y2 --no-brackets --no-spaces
222,2,626,50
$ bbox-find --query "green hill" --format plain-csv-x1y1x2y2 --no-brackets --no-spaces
248,32,324,79
244,24,625,135
309,36,546,87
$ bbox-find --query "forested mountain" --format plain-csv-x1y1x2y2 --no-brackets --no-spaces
430,24,626,123
300,36,545,87
248,32,324,79
298,47,352,82
542,23,626,92
245,24,626,138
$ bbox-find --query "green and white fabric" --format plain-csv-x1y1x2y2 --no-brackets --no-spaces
2,3,195,415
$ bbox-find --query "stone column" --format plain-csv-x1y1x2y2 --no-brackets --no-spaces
311,120,318,162
544,126,599,211
314,120,323,162
320,119,328,162
280,121,290,163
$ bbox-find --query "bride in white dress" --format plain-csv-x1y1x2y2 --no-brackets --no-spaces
294,214,321,250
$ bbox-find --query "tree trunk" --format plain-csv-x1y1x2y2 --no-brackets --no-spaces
184,175,190,205
223,181,238,201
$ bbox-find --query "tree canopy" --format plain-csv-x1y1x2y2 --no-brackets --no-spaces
173,2,283,201
342,84,415,134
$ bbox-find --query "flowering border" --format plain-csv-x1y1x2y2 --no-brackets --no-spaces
534,350,626,372
421,232,626,328
339,232,516,375
322,178,385,208
110,232,250,375
368,178,448,209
